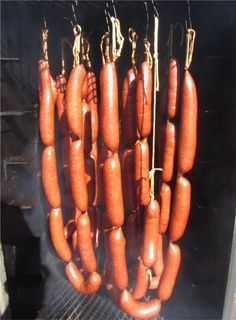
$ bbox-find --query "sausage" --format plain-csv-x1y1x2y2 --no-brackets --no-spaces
82,100,92,155
49,208,72,262
88,206,98,249
167,58,179,119
69,140,88,212
42,146,61,208
39,67,56,146
82,73,88,100
104,257,120,305
126,213,141,260
86,71,98,143
91,140,98,160
157,242,181,301
61,135,71,191
97,146,112,207
141,199,160,268
149,233,164,289
132,257,149,299
65,261,101,294
100,62,119,152
177,70,198,175
56,74,68,136
169,177,191,242
103,154,124,227
159,182,171,233
122,148,137,212
107,227,128,290
77,212,97,273
122,68,138,146
85,155,96,206
162,121,176,182
134,139,150,206
136,61,152,138
64,219,76,239
119,290,161,319
66,64,86,138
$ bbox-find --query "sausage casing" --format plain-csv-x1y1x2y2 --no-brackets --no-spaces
167,58,179,119
132,257,149,299
56,74,68,136
87,71,98,143
162,121,176,182
159,181,171,233
85,155,96,206
82,100,92,155
126,213,141,260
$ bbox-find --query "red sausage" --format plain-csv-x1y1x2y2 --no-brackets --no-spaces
100,62,119,152
49,208,72,262
86,71,98,143
107,227,128,290
162,121,176,182
39,67,56,146
82,100,92,155
42,146,61,208
65,261,101,294
126,213,141,261
82,73,88,100
136,61,152,138
55,74,68,136
122,148,137,212
119,290,161,319
169,177,191,242
66,64,86,139
159,182,171,234
167,58,179,119
103,154,124,227
69,140,88,212
64,219,76,239
77,212,97,273
132,257,149,299
149,233,164,289
88,206,98,248
61,135,71,191
141,199,160,268
134,139,150,206
122,68,138,146
85,155,96,206
177,70,198,174
157,242,181,301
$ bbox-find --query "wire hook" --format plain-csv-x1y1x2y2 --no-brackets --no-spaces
144,2,149,39
186,0,193,29
104,6,111,33
72,4,78,25
111,0,117,20
151,0,159,18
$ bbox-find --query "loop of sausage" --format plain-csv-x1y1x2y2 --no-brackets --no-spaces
162,121,176,182
65,261,101,294
134,139,150,206
100,62,119,152
39,67,56,146
132,257,149,299
69,140,88,212
157,242,181,301
122,68,138,146
66,64,86,139
149,233,164,289
141,199,160,268
119,290,161,319
77,212,97,273
177,70,198,175
107,227,128,290
42,146,61,208
85,155,96,206
169,177,191,242
86,71,98,143
136,61,152,138
159,182,171,234
82,100,92,155
126,213,141,260
102,154,124,227
122,148,137,212
167,58,180,119
55,74,68,136
49,208,72,262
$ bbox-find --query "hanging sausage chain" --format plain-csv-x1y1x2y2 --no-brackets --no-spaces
38,11,197,319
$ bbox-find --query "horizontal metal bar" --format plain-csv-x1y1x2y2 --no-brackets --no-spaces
0,57,20,61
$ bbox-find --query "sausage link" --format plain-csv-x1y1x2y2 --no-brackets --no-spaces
100,62,119,152
141,199,160,268
87,71,98,143
119,290,161,319
157,242,181,301
56,74,68,136
82,100,92,155
126,212,141,260
103,154,124,227
122,148,137,212
159,182,171,233
82,73,88,100
167,58,179,119
69,140,88,212
162,121,176,182
77,212,97,273
42,146,61,208
85,155,96,206
177,70,198,174
49,208,72,262
88,206,99,249
64,219,76,239
149,233,164,289
66,64,86,138
65,261,101,294
169,177,191,242
132,257,149,299
122,68,138,146
61,135,71,191
136,61,152,138
134,139,150,206
107,227,128,290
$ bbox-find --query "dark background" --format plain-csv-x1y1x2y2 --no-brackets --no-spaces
1,1,236,319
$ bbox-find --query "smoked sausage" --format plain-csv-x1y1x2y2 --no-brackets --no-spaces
126,213,141,261
159,182,171,233
132,257,149,299
85,155,96,206
87,71,98,143
82,100,92,155
55,74,68,136
167,58,179,119
162,121,176,182
149,233,164,289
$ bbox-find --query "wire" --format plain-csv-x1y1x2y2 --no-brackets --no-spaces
111,0,117,19
151,0,159,18
104,5,110,33
186,0,193,29
72,4,78,25
144,1,149,39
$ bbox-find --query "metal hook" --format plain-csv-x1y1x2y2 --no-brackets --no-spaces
72,4,78,25
151,0,159,18
104,7,111,33
111,0,117,20
186,0,193,29
144,2,149,39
